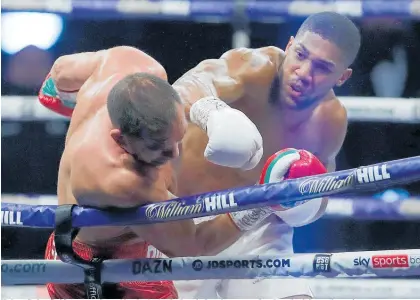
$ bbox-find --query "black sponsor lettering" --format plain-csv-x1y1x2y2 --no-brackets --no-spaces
132,259,172,274
242,260,249,268
313,254,332,272
1,263,46,273
206,259,290,269
249,260,256,268
280,259,290,267
353,257,370,266
88,283,99,299
410,256,420,265
193,259,204,271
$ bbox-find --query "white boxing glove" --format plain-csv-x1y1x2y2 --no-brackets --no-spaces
190,96,263,170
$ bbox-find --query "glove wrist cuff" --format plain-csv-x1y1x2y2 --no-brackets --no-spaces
189,97,229,131
228,207,273,231
41,75,77,109
57,90,77,109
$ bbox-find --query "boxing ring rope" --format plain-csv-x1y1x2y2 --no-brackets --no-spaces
2,0,420,20
325,196,420,221
2,155,420,228
1,4,419,300
4,195,420,222
3,249,420,285
2,96,420,123
2,156,420,286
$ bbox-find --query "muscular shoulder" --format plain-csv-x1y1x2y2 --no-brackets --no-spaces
312,98,348,161
99,46,167,80
70,140,168,208
192,47,280,80
221,46,282,82
319,97,348,130
99,167,170,208
221,46,284,65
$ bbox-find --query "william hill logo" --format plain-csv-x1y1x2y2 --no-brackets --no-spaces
145,192,237,220
356,164,391,184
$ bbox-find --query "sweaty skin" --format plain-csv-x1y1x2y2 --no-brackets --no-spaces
173,40,348,218
53,46,241,257
171,38,349,299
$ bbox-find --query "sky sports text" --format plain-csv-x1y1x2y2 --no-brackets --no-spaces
354,254,409,268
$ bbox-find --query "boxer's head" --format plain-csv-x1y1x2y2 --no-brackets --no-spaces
107,73,186,168
279,12,361,110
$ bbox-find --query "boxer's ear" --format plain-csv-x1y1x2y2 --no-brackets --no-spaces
285,36,295,53
336,68,352,86
110,128,125,146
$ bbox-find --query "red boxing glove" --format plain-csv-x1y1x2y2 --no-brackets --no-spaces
259,148,326,183
228,149,327,231
259,148,327,209
38,73,77,117
283,149,327,180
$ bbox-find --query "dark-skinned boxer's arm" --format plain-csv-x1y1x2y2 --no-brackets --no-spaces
315,98,348,172
171,47,283,170
307,99,348,222
173,46,283,116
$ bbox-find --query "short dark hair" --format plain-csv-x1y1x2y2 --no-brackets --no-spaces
296,12,361,66
107,72,181,146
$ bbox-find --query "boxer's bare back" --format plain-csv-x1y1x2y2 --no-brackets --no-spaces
174,34,348,196
50,46,247,258
55,47,191,251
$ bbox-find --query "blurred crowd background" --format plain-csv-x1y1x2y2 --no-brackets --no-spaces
1,0,420,258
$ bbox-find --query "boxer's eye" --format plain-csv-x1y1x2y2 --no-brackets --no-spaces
295,50,306,60
162,149,174,158
314,63,331,74
146,141,164,151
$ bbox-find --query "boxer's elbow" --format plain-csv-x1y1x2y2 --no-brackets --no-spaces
178,239,203,257
51,52,101,91
51,56,80,91
169,228,210,257
163,228,202,257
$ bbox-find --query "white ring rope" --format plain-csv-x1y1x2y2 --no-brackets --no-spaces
2,278,420,298
2,249,420,285
2,96,420,123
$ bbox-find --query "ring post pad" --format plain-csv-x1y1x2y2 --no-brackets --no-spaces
54,205,103,299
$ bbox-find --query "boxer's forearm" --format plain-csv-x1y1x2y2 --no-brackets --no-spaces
51,51,103,92
172,52,248,118
194,214,242,256
173,67,228,118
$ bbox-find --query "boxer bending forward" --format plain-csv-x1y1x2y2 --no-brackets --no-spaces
38,46,290,298
172,12,361,298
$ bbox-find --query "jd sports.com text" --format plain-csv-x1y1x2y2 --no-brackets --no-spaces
192,259,290,271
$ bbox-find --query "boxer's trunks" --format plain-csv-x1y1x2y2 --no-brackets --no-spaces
45,232,178,299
